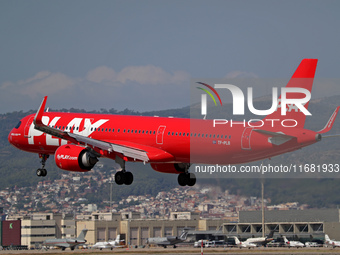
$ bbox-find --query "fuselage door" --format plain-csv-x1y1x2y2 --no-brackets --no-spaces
241,127,253,150
156,125,166,145
24,116,34,138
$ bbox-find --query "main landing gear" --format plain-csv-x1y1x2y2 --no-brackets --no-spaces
36,154,49,177
114,157,134,185
174,163,196,186
178,172,196,186
115,171,133,185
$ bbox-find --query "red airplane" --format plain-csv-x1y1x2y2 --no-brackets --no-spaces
8,59,339,186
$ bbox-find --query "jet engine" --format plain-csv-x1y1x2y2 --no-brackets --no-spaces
150,163,189,174
54,144,98,172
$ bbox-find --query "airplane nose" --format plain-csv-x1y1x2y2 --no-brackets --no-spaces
8,128,21,149
8,120,23,147
8,129,14,144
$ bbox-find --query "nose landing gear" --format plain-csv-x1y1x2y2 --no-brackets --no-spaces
36,154,49,177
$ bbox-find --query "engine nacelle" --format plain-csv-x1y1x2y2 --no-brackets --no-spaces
150,163,189,174
55,144,98,172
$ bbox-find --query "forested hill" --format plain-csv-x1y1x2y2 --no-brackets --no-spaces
1,95,340,207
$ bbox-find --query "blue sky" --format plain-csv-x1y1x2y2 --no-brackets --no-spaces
0,0,339,113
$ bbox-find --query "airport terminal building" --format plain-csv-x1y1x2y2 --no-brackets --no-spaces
6,208,340,248
223,209,340,242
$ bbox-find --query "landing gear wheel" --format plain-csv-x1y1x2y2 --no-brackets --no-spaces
36,168,47,177
115,171,125,185
187,173,196,186
36,154,49,177
124,172,133,185
115,171,134,185
41,168,47,177
36,169,43,177
178,173,196,186
178,173,188,186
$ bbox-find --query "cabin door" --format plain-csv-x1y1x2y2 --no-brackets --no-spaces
156,125,166,144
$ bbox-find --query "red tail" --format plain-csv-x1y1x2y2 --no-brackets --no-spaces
263,59,318,128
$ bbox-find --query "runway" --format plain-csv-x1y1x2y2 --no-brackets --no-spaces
1,247,340,255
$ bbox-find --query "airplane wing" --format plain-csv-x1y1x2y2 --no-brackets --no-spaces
33,97,174,163
54,243,70,248
156,241,171,245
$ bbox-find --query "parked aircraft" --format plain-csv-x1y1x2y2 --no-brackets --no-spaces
240,230,276,247
232,236,256,249
283,236,304,248
43,229,87,251
8,59,340,186
147,228,189,248
92,235,122,250
325,234,340,248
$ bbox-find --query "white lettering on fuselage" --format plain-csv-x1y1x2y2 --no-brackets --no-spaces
56,154,78,161
28,116,109,145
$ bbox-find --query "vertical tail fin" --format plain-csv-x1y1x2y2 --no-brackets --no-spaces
78,229,88,240
325,234,331,242
283,236,288,244
233,236,241,245
263,59,318,128
115,235,120,243
179,228,189,240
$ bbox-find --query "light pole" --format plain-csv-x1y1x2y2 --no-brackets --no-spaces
109,177,114,212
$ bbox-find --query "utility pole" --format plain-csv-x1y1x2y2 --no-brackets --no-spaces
109,177,114,212
261,179,265,238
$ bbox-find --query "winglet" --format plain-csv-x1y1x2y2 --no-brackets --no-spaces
33,96,48,127
318,106,340,134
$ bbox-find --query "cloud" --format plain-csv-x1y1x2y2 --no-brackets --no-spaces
86,65,190,85
224,71,259,79
0,65,191,113
20,72,77,98
86,66,116,83
0,71,79,99
1,65,190,99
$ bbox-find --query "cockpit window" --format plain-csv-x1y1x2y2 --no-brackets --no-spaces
15,121,22,129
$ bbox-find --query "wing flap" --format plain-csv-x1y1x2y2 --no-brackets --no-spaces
105,140,175,162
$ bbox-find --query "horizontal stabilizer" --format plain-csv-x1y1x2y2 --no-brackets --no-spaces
254,129,296,145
